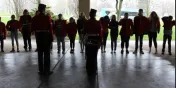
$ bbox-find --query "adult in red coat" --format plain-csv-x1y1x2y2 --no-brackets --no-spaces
54,14,67,54
147,11,160,54
6,15,21,52
84,9,102,76
19,9,32,52
100,16,110,52
119,13,133,54
66,17,77,53
133,9,148,54
32,4,53,75
0,17,7,52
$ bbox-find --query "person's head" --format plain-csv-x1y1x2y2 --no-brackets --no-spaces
23,9,28,15
104,16,109,20
11,15,15,20
169,16,173,21
124,13,129,19
111,15,116,21
38,4,46,13
58,14,62,20
149,11,159,20
35,11,40,16
89,9,97,19
69,17,75,23
138,9,143,16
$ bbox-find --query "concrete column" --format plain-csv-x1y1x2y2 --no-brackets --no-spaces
79,0,90,18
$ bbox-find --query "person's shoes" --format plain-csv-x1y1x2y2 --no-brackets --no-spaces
104,50,106,53
62,51,65,54
25,49,28,52
169,52,172,55
162,52,164,55
149,48,151,53
126,50,129,54
121,50,124,54
133,50,137,54
80,50,84,53
17,49,20,52
114,50,116,53
29,49,32,52
140,51,144,54
101,50,104,53
1,50,4,52
10,49,15,52
154,51,157,54
111,50,113,54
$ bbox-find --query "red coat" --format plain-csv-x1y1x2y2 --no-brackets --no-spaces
66,23,77,37
6,20,21,31
54,20,67,37
148,18,160,31
19,15,32,32
100,19,109,33
0,22,7,39
134,16,148,35
119,19,133,36
84,19,102,39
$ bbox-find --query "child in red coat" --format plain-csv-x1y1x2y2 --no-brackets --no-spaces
67,17,77,53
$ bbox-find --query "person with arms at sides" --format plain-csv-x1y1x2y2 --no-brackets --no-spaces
77,12,87,53
148,11,160,54
109,15,118,53
133,9,148,54
19,9,32,52
32,4,53,75
54,14,67,54
162,16,175,55
0,17,7,52
67,17,77,53
6,15,21,52
100,16,110,53
84,9,102,76
119,13,133,54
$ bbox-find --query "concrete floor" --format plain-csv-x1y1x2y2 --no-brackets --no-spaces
0,40,175,88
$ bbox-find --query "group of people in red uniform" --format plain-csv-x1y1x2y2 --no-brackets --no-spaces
0,4,175,76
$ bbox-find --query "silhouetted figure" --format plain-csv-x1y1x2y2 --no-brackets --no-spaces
77,12,87,53
54,14,67,54
32,4,53,75
34,11,40,52
67,17,77,53
19,9,32,52
84,9,102,76
100,16,110,53
148,11,160,54
0,17,7,52
133,9,148,54
6,15,21,52
162,16,175,55
109,15,118,53
119,13,133,54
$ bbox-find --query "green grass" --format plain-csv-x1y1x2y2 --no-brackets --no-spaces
1,14,175,40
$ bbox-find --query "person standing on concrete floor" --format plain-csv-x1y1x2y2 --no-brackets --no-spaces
54,14,67,54
100,15,110,53
84,9,102,76
67,17,77,53
109,15,118,53
161,16,175,55
32,4,53,75
0,17,7,52
19,9,32,52
119,13,133,54
6,15,21,52
77,12,87,53
133,9,148,54
148,11,160,54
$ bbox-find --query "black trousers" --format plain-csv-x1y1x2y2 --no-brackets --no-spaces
22,30,31,50
86,44,99,74
121,35,130,50
135,34,144,51
69,35,75,49
102,32,108,50
162,35,172,53
36,32,51,73
148,32,157,48
110,33,118,50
